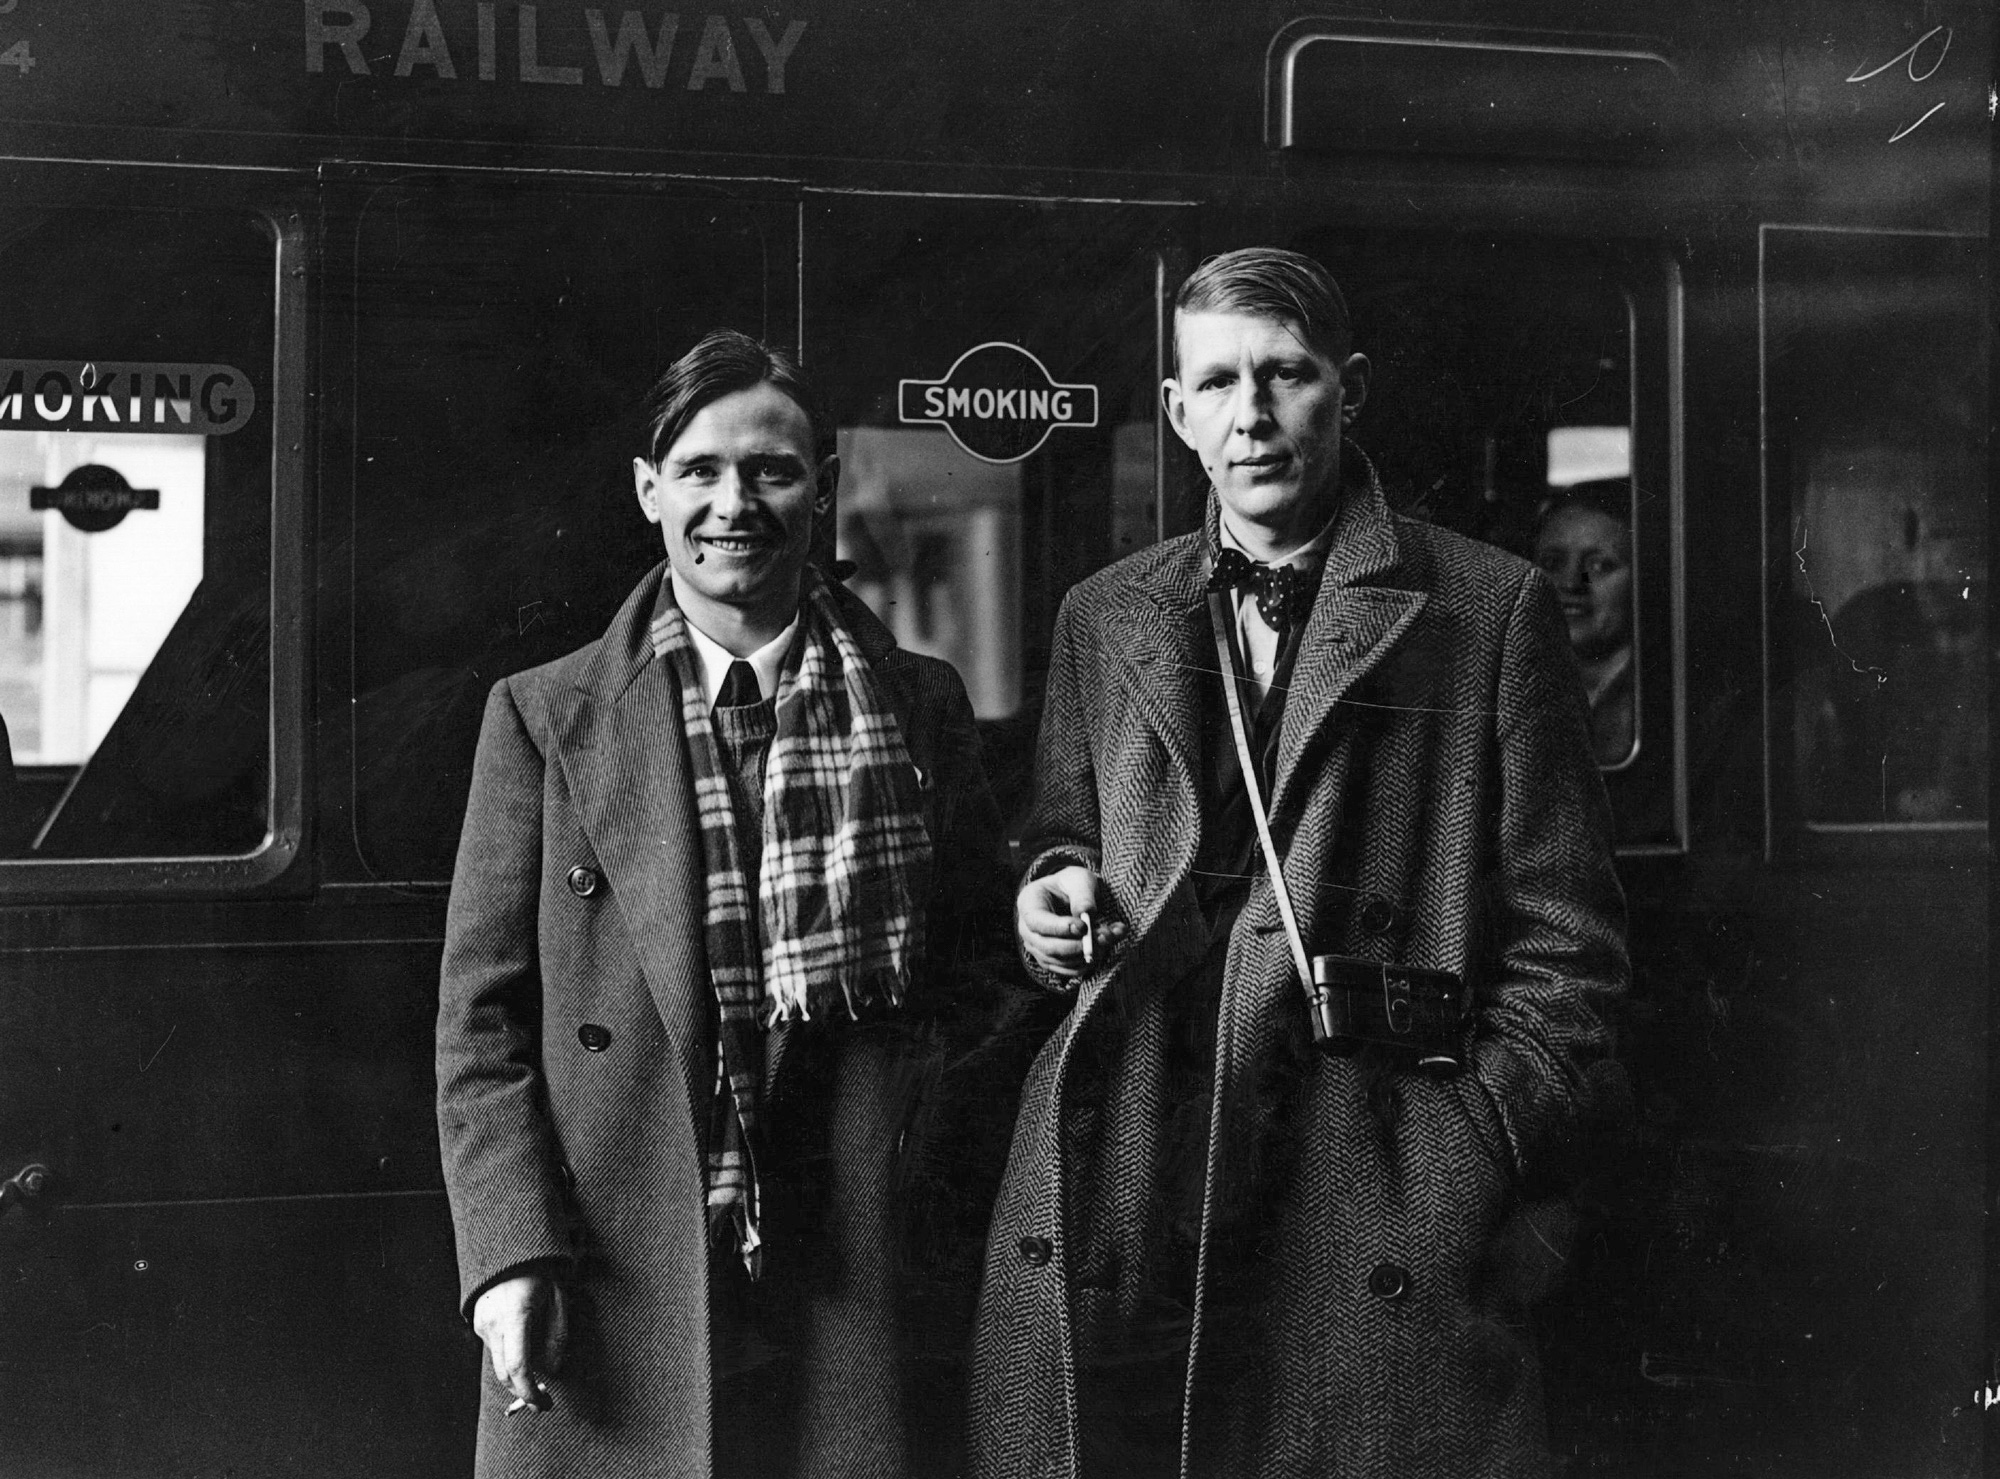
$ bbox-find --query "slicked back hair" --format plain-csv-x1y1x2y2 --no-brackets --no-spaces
641,329,833,468
1173,248,1354,372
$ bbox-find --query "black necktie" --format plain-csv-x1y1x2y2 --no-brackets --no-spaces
1207,547,1313,631
716,659,761,708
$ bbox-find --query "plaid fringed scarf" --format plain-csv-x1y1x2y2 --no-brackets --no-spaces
649,570,934,1275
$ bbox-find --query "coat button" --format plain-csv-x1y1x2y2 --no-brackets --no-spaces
568,865,600,898
1368,1262,1411,1301
1358,897,1396,935
577,1024,612,1052
1017,1235,1054,1267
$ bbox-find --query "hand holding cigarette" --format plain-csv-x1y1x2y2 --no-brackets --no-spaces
1015,865,1124,978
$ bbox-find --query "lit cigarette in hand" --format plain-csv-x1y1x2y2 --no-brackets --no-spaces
1078,909,1095,966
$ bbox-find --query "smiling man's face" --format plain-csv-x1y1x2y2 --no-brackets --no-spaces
633,381,831,649
1164,310,1366,558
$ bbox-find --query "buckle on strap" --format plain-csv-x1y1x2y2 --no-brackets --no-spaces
1381,962,1414,1035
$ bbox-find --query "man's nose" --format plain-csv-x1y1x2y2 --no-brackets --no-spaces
709,466,751,516
1229,375,1273,433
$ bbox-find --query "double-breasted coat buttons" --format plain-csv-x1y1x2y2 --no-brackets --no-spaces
1017,1235,1054,1267
577,1024,612,1052
1368,1262,1412,1301
567,865,600,898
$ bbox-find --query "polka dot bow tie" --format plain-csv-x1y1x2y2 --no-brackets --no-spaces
1207,547,1315,630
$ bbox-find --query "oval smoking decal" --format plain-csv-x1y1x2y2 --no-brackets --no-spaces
30,464,161,534
898,342,1099,464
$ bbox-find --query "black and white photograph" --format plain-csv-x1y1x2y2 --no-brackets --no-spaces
0,3,1988,1476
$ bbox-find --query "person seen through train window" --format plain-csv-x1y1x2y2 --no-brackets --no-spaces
975,248,1629,1479
1533,487,1636,766
436,329,1016,1479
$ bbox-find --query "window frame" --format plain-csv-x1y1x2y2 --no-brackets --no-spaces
1757,222,1990,860
0,180,309,899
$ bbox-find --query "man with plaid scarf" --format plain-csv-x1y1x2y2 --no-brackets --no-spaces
438,330,1018,1479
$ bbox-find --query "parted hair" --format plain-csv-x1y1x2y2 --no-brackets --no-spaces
641,328,834,467
1174,247,1354,369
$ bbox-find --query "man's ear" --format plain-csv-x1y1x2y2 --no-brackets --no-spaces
632,458,663,523
1339,353,1371,418
814,453,840,516
1161,377,1196,450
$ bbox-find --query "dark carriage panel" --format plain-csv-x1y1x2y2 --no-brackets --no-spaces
0,933,466,1474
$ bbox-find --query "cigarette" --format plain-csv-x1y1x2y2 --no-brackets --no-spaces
1078,909,1095,966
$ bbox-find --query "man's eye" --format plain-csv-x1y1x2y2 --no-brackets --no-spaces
1200,376,1231,392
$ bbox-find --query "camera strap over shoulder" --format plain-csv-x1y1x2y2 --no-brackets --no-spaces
1207,590,1318,1012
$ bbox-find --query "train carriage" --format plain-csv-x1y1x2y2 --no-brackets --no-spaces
0,2,1986,1474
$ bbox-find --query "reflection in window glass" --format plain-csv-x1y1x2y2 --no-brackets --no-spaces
1767,229,1987,829
0,433,204,764
837,429,1022,720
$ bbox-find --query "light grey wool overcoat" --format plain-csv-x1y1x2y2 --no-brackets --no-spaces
970,485,1630,1479
438,564,1020,1479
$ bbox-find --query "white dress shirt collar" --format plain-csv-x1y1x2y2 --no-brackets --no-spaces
681,610,800,708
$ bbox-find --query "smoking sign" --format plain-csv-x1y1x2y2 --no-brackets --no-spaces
898,342,1098,465
0,361,256,436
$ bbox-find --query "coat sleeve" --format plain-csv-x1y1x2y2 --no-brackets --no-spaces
1465,565,1631,1189
1013,594,1107,987
436,678,573,1318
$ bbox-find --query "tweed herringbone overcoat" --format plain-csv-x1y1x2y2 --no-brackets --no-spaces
438,564,1016,1479
970,487,1629,1479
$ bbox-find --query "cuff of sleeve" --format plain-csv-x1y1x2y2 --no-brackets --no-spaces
1019,946,1081,994
1023,843,1099,883
461,1254,572,1327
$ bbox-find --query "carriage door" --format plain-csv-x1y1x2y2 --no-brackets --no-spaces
805,196,1195,830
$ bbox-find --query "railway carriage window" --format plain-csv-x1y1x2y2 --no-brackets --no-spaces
0,208,278,861
1764,228,1987,831
1299,231,1677,846
809,199,1181,824
345,179,785,882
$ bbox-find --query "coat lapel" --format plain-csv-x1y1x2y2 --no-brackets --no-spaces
1270,483,1426,824
554,564,711,1132
1112,539,1209,799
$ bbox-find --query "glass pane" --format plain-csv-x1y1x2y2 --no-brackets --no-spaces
1303,233,1654,824
0,433,205,764
1765,230,1988,829
347,180,783,881
0,209,275,860
837,429,1022,719
808,200,1171,828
